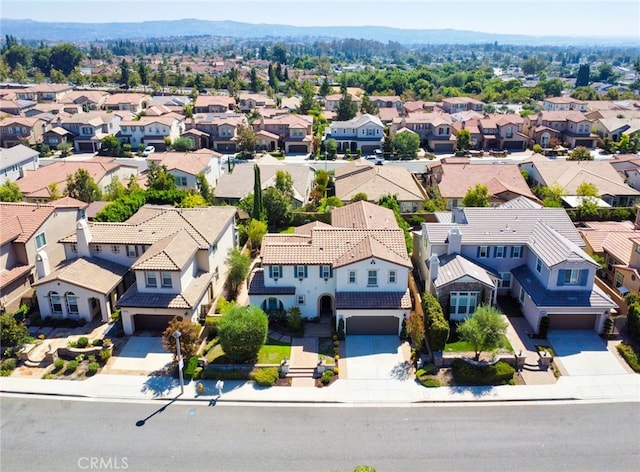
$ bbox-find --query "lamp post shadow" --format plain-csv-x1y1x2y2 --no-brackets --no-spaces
135,393,183,427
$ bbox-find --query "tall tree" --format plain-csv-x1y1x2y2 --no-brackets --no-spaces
336,92,358,121
298,81,316,114
225,248,251,297
462,184,491,207
360,94,379,115
65,169,101,203
319,77,332,97
457,305,508,361
161,317,200,362
237,124,257,155
274,170,294,199
575,63,590,87
253,164,263,221
0,180,22,202
146,162,176,191
263,187,293,228
196,172,214,204
119,58,130,87
456,129,471,151
49,43,83,76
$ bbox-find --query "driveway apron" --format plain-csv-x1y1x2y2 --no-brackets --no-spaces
547,330,627,376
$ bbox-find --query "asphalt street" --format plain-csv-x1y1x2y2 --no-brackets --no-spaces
1,396,638,472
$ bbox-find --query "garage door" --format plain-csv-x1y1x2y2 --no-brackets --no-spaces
346,316,399,335
433,143,454,153
77,142,94,153
288,144,308,153
134,314,175,333
549,314,597,330
503,140,525,150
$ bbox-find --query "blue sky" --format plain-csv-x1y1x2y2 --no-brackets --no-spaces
3,0,640,38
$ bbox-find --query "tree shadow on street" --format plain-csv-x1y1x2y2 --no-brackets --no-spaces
141,372,180,398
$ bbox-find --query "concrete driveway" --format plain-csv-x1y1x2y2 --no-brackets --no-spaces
547,331,627,376
106,337,173,375
344,336,411,380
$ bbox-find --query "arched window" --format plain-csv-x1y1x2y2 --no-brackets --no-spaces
66,292,79,314
261,297,283,313
49,291,62,314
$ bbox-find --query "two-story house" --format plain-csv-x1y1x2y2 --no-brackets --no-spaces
146,149,222,190
412,203,615,333
0,144,39,184
523,111,597,149
35,205,237,334
238,93,276,113
57,111,125,153
118,114,185,151
15,84,73,103
324,93,362,113
193,95,235,114
390,113,455,153
442,97,484,114
59,90,111,111
543,97,588,112
103,93,151,114
253,114,313,154
325,114,384,154
191,113,248,153
0,116,50,148
0,199,87,312
249,201,412,335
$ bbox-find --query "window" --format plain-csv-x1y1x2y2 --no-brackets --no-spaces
367,270,378,286
111,245,120,254
495,246,505,258
161,271,172,288
505,126,513,139
319,265,332,279
564,269,579,285
450,291,478,316
49,292,62,314
92,244,102,253
388,270,397,284
511,246,522,258
500,272,512,288
145,271,157,288
348,270,356,283
478,246,489,258
295,265,307,279
70,243,77,253
174,176,187,186
519,287,526,304
615,273,624,288
66,292,78,314
536,258,543,273
269,265,282,279
557,268,587,286
126,245,138,258
297,295,305,305
35,232,47,249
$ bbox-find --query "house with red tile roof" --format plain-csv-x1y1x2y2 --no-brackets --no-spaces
0,116,51,148
390,113,455,153
193,95,235,114
146,149,222,189
191,113,248,153
523,110,597,149
252,114,313,154
249,201,412,334
0,199,87,312
36,205,237,333
117,113,186,151
103,93,151,114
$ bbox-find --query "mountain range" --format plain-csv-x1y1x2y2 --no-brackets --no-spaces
1,18,635,46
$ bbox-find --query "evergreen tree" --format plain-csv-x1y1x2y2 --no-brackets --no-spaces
253,164,264,221
575,63,590,87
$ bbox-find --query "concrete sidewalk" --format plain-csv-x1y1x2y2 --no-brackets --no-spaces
2,371,638,405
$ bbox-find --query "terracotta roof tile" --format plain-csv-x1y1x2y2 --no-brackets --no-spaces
117,270,212,309
33,257,129,294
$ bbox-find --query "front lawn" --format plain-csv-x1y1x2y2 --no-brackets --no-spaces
445,334,514,353
205,337,291,365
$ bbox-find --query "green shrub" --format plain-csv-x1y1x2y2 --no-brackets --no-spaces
0,358,17,376
218,305,268,363
193,366,203,380
65,360,79,374
203,338,218,355
88,355,96,363
183,355,199,380
87,362,99,375
53,358,65,371
321,369,335,385
451,359,515,385
287,307,304,337
421,363,436,375
99,349,112,363
91,339,103,347
419,375,441,388
252,367,279,387
75,337,89,348
617,343,640,372
422,293,449,351
200,368,250,381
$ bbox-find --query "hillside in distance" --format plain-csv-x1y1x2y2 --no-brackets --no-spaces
1,18,635,46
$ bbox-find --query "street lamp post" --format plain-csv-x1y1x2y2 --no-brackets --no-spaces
173,330,184,395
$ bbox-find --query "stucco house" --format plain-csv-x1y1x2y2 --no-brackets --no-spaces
118,113,186,151
146,149,222,190
192,113,248,153
252,114,314,154
1,199,87,313
36,205,237,333
0,116,50,148
325,114,384,154
412,203,615,333
390,113,455,153
0,144,39,184
334,159,427,212
249,201,412,335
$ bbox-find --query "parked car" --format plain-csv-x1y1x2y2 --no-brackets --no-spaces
142,145,155,157
364,155,384,165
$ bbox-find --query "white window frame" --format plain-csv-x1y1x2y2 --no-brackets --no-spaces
66,293,79,314
449,291,479,316
271,265,282,279
50,292,63,314
479,246,489,258
295,265,306,279
367,270,378,287
495,246,505,258
536,258,543,273
388,270,397,284
348,270,356,284
92,244,102,253
35,232,47,249
145,271,157,288
500,272,512,288
297,295,305,305
519,286,526,304
111,245,120,254
320,265,331,279
126,245,138,258
161,271,173,288
512,246,522,258
564,269,579,285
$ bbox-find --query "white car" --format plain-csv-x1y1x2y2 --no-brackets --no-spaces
364,155,384,165
142,145,155,157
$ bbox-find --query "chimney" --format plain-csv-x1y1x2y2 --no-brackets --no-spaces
451,207,465,224
447,226,462,255
35,251,50,279
76,220,92,258
428,254,440,282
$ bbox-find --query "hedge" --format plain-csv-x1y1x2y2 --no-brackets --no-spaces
616,343,640,372
251,367,279,387
451,359,515,385
422,293,449,351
